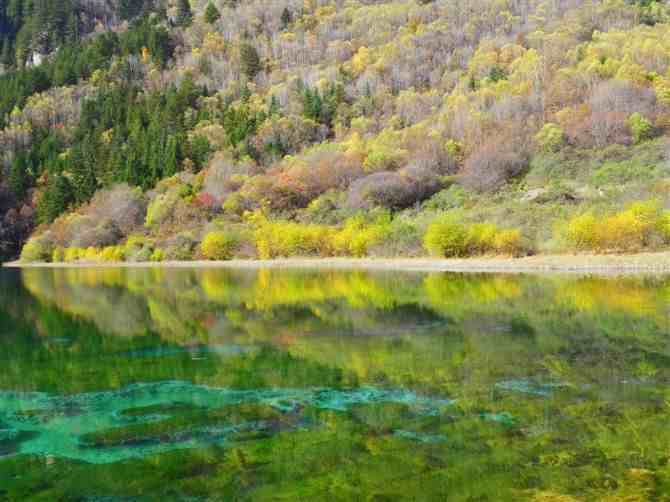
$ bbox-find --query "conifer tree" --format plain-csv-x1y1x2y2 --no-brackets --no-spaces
280,7,292,30
176,0,193,27
204,2,220,24
240,42,260,79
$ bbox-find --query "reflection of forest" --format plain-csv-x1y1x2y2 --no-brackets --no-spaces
11,268,670,394
1,268,670,500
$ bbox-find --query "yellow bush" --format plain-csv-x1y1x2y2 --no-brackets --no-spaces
251,215,391,259
52,247,64,263
254,220,334,259
150,249,165,262
201,231,238,260
83,247,101,261
661,212,670,243
64,248,84,262
565,213,599,250
563,200,668,252
600,211,646,251
331,216,389,257
101,246,125,262
423,217,469,257
467,223,498,254
493,229,523,256
425,218,524,257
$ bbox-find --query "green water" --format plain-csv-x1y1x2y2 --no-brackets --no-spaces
0,268,669,500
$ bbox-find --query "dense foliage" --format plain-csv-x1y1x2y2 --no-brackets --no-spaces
2,0,670,261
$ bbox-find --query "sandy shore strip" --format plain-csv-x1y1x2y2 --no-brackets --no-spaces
5,253,670,274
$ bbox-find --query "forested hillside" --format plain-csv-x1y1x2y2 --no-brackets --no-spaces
4,0,670,262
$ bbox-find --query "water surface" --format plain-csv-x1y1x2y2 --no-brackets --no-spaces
0,267,669,500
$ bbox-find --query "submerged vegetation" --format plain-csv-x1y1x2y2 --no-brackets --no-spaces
1,0,670,261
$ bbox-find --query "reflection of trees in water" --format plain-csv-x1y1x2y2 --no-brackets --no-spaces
13,268,670,389
2,269,670,500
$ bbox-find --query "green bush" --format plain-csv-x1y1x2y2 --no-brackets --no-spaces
201,231,239,260
145,191,180,227
21,236,54,262
627,113,654,144
535,123,565,152
423,217,469,257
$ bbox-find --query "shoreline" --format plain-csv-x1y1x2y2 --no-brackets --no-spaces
5,252,670,274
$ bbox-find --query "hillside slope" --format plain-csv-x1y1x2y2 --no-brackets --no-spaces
3,0,670,263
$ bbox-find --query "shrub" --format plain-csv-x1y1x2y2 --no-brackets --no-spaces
562,200,668,252
535,123,565,152
565,213,599,251
201,231,239,260
424,218,524,257
461,139,528,192
627,112,654,144
88,184,146,235
493,229,523,256
423,217,469,257
346,167,442,210
123,235,153,262
70,220,122,249
467,223,498,254
331,216,390,257
101,246,125,262
251,216,334,259
64,247,84,262
150,249,165,262
52,247,64,262
145,191,180,227
21,235,54,262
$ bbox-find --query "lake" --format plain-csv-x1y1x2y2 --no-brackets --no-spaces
0,267,669,500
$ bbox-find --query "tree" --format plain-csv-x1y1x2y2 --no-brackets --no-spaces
176,0,193,27
204,2,220,24
240,42,261,79
280,7,292,30
37,173,73,223
9,154,29,199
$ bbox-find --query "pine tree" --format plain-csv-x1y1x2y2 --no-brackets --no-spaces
239,42,261,79
280,7,292,30
269,95,280,116
38,173,72,223
176,0,193,27
204,2,220,24
70,135,98,203
164,134,179,177
8,155,28,199
1,39,13,66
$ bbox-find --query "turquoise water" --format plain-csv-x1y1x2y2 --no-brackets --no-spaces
0,382,453,464
0,267,669,500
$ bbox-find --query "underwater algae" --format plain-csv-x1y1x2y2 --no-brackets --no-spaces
0,381,455,464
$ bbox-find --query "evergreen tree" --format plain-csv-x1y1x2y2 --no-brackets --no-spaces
240,42,261,79
8,155,29,199
70,135,98,203
269,95,280,116
164,135,179,177
176,0,193,27
37,173,72,223
1,39,14,66
204,2,220,24
280,7,292,30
